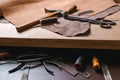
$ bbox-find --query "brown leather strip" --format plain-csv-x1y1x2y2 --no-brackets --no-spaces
89,5,120,20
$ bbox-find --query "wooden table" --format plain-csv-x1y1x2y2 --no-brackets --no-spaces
0,11,120,50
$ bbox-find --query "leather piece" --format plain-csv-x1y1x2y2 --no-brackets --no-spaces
41,5,120,37
0,0,76,27
89,5,120,20
41,18,90,37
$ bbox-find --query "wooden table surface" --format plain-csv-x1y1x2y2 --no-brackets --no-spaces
0,10,120,49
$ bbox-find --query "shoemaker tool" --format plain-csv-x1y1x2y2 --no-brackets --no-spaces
47,5,120,29
18,17,58,32
57,61,79,77
64,13,116,28
21,63,31,80
92,56,112,80
64,5,120,28
101,61,113,80
74,56,86,71
8,54,62,76
18,5,77,32
92,56,101,70
74,56,91,78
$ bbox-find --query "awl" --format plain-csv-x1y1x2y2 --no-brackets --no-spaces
74,56,91,78
92,56,101,70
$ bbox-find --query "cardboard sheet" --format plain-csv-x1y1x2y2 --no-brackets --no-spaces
0,0,117,31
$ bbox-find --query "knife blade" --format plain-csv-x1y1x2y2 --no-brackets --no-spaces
21,63,31,80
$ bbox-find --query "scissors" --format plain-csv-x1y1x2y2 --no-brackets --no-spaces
64,14,116,28
44,7,117,28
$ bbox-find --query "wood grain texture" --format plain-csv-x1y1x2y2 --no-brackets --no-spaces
0,12,120,49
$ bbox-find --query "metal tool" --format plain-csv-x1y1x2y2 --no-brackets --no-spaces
102,62,113,80
77,10,94,16
58,61,79,77
64,13,116,28
8,54,62,75
21,63,31,80
46,9,116,28
9,63,26,73
41,60,54,75
57,61,91,78
74,56,85,71
40,17,57,26
74,56,91,78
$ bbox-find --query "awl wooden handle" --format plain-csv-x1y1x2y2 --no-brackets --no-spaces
17,17,57,32
92,56,101,70
0,52,12,59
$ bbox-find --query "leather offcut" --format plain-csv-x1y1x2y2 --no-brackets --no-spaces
41,5,120,37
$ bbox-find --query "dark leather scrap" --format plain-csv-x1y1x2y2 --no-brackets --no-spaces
41,5,120,37
42,18,90,37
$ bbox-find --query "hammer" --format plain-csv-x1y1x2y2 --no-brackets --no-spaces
17,5,77,32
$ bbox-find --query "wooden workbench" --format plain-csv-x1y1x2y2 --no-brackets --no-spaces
0,10,120,50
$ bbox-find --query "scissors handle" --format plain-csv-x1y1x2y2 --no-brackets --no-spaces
99,20,116,28
101,20,116,25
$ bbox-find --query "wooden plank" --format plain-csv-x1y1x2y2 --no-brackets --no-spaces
0,9,120,49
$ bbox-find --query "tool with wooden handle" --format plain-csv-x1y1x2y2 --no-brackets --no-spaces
74,56,85,71
92,56,101,70
17,17,58,32
0,52,12,59
17,5,77,32
74,56,91,78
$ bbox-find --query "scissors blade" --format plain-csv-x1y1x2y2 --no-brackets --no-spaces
21,63,31,80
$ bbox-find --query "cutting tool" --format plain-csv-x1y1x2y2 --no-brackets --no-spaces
102,62,113,80
21,63,31,80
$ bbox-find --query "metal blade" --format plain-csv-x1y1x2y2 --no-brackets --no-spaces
102,63,112,80
21,63,31,80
